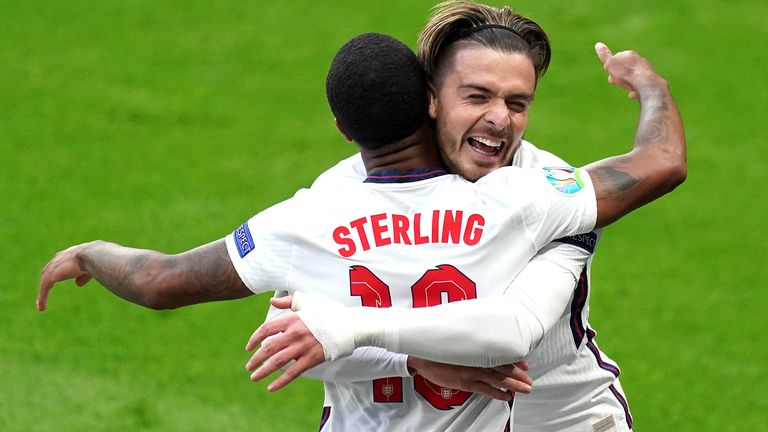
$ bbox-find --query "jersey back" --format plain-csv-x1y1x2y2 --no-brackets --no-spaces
227,167,596,431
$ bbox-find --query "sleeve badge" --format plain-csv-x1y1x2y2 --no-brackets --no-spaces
543,167,585,195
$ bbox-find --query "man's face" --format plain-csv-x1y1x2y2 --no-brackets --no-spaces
430,45,536,182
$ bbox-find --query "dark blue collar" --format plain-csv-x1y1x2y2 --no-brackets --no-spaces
364,168,448,184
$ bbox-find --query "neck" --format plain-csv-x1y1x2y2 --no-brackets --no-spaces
360,124,444,175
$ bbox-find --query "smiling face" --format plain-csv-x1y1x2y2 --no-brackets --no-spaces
429,44,536,182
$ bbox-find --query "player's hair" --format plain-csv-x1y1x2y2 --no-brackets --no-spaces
417,0,551,85
326,33,428,150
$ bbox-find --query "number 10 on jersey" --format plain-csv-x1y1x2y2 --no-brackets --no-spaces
349,265,477,410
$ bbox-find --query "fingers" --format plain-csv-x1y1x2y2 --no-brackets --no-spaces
512,360,529,371
245,319,287,352
263,348,324,392
37,246,91,311
498,376,532,394
269,296,293,310
461,381,513,401
248,343,297,381
595,42,612,64
75,274,92,287
38,258,62,311
36,284,50,312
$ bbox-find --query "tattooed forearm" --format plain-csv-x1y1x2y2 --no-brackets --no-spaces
78,239,250,309
635,80,671,146
183,239,251,300
78,242,159,306
586,76,686,227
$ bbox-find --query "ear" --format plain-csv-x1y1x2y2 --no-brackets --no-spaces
334,118,353,142
428,84,438,120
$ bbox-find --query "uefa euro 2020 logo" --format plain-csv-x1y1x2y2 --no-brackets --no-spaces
543,167,585,195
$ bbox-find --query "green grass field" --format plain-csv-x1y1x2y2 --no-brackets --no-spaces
2,1,766,430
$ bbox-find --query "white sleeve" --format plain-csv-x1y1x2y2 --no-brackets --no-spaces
224,197,298,294
293,241,590,367
531,167,598,248
479,166,597,250
264,295,410,382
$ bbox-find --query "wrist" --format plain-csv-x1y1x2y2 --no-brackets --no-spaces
634,77,669,99
75,240,104,271
406,356,424,376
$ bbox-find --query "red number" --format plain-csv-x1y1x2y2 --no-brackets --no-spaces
349,266,403,403
350,266,391,308
412,264,477,307
412,265,476,409
349,265,477,410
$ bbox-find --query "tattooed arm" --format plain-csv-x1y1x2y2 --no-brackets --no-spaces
37,239,251,311
586,43,687,228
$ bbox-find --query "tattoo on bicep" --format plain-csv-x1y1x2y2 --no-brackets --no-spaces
592,166,640,198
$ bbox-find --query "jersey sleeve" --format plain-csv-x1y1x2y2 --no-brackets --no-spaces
502,241,591,342
224,198,298,294
289,235,593,367
524,167,598,250
477,166,596,250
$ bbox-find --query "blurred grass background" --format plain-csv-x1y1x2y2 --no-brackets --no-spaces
1,0,765,430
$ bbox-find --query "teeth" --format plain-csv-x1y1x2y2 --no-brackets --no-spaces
471,137,503,148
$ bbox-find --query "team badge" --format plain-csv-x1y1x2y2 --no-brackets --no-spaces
543,167,585,195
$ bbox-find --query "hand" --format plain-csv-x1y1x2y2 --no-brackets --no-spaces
595,42,661,100
408,357,533,401
38,242,96,311
244,296,325,391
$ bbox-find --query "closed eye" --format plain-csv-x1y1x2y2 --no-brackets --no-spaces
467,94,488,102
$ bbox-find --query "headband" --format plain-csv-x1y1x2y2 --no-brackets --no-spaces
459,24,522,39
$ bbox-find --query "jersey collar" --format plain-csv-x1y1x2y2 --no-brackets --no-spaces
364,168,448,184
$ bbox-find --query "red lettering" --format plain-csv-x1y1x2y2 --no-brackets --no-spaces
413,213,429,245
431,210,440,243
441,210,463,244
391,214,412,245
370,213,391,248
349,216,371,252
464,214,485,246
333,226,355,257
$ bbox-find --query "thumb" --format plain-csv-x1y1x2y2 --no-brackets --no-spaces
270,295,293,310
594,42,612,65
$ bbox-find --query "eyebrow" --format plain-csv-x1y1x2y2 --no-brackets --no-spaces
458,83,534,102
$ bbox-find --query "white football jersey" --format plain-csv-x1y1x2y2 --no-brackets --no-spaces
227,165,597,432
511,142,632,432
305,141,633,432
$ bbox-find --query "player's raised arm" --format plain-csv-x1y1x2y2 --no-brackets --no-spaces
587,42,687,228
38,239,251,311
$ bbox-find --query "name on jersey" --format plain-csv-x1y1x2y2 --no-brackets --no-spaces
333,210,485,257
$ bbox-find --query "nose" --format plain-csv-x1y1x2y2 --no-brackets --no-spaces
483,99,511,130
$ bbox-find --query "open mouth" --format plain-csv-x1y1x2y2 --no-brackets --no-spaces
467,136,505,156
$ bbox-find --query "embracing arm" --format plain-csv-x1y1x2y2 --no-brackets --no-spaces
312,243,584,367
38,238,251,311
245,241,589,390
262,300,410,382
587,43,687,228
